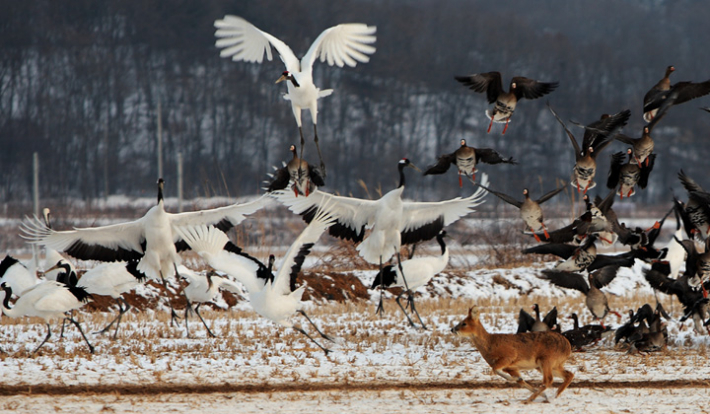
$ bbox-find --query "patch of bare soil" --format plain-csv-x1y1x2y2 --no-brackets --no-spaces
1,379,708,397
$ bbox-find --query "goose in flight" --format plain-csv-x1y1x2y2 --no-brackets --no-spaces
423,139,516,187
455,71,558,134
215,15,376,174
643,66,710,123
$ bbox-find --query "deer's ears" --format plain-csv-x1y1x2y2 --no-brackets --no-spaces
468,306,479,318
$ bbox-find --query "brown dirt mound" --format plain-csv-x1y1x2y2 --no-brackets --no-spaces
82,272,372,313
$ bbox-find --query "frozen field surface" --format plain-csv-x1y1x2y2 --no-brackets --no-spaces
2,386,710,413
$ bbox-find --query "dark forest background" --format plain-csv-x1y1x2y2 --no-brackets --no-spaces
2,0,710,208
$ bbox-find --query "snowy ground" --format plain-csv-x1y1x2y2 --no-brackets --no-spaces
1,197,708,411
1,260,709,412
2,387,710,414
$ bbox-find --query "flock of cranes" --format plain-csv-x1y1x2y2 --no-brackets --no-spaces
3,14,710,358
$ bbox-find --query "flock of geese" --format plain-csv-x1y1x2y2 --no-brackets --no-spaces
2,15,710,357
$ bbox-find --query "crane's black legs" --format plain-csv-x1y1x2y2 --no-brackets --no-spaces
184,296,193,337
375,256,386,316
95,297,130,339
395,253,426,330
67,314,95,353
35,319,94,354
298,126,306,182
194,303,216,338
313,124,326,177
164,264,182,327
395,290,427,330
293,310,333,355
297,309,333,342
32,323,53,354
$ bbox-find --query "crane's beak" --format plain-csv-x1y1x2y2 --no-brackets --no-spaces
408,162,422,173
44,263,61,273
275,74,288,84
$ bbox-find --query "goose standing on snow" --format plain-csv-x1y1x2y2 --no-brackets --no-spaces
370,231,449,329
22,178,268,325
270,159,488,268
214,15,376,174
175,207,337,354
455,71,558,134
423,139,516,187
1,280,94,354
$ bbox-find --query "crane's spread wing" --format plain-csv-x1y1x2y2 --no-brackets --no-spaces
400,173,488,244
173,224,268,294
271,207,336,296
21,215,146,262
270,188,377,242
170,195,268,233
301,23,376,70
214,15,300,73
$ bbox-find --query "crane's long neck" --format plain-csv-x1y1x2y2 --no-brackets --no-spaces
0,285,19,317
437,234,447,255
398,164,406,188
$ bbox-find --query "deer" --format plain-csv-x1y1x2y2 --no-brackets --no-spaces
451,306,574,403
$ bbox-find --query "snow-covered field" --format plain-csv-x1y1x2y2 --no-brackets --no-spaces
1,258,709,412
1,197,708,412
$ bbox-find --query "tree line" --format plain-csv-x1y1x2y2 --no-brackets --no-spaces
1,0,709,207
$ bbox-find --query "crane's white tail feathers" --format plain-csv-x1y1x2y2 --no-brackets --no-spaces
214,15,274,63
319,89,334,98
174,225,229,258
357,234,396,265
